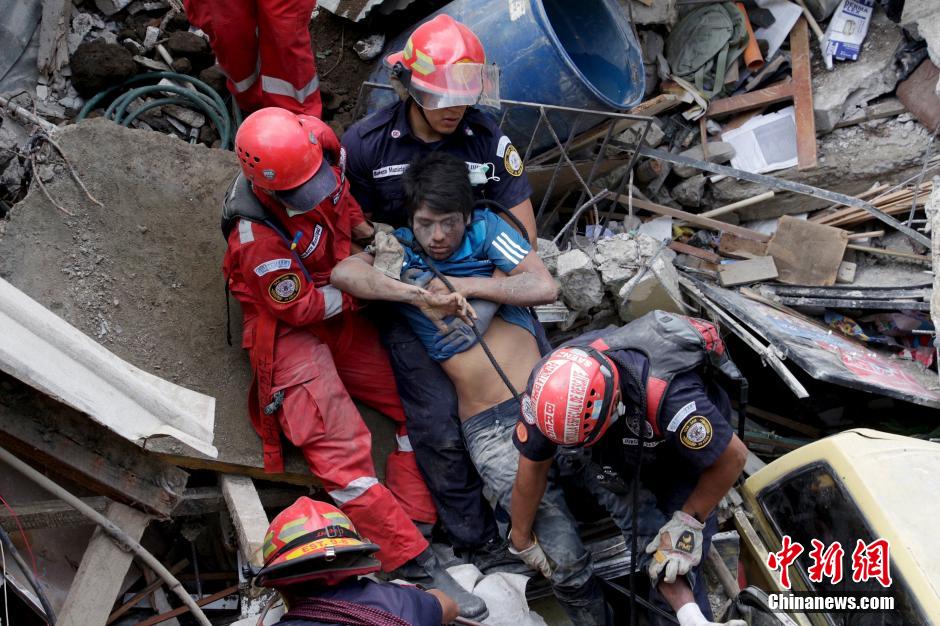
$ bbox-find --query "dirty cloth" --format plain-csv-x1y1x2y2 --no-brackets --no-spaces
183,0,322,114
460,397,608,626
448,564,548,626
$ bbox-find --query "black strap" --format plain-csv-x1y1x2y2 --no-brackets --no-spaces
267,525,363,564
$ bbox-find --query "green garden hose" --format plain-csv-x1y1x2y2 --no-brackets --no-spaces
76,71,235,149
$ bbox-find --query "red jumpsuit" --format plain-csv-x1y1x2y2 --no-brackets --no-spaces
222,120,431,571
183,0,322,115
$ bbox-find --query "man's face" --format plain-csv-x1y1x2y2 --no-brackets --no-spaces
411,205,467,260
422,105,468,135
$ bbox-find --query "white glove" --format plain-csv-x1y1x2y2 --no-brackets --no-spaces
508,532,554,578
645,510,704,584
676,602,746,626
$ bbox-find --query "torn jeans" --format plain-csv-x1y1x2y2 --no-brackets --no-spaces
461,398,608,626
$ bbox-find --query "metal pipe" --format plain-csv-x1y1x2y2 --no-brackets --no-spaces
0,445,212,626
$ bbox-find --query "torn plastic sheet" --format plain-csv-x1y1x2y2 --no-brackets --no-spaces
0,277,218,457
695,280,940,409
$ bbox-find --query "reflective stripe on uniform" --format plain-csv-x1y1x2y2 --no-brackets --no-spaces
395,434,413,453
238,219,254,244
261,73,320,103
328,476,379,505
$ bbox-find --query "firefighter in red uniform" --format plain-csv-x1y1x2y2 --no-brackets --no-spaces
183,0,322,115
221,107,488,620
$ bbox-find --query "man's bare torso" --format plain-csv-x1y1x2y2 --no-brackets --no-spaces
441,316,541,420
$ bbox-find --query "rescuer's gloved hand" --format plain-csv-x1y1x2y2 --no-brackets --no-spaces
401,267,434,288
645,510,704,584
508,530,554,579
676,602,746,626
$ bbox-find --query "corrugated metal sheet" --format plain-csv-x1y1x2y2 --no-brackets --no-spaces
0,277,218,458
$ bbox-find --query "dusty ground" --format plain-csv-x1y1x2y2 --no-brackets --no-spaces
0,119,396,481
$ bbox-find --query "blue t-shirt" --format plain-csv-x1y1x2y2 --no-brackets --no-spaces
342,100,533,228
395,208,535,361
274,578,442,626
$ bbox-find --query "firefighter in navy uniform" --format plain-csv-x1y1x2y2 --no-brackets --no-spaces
342,14,538,567
256,497,459,626
510,311,749,626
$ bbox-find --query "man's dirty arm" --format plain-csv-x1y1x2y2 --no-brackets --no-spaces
430,252,557,306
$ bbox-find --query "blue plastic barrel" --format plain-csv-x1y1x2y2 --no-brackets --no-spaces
364,0,645,152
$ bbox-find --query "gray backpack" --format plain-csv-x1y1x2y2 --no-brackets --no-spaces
666,2,750,99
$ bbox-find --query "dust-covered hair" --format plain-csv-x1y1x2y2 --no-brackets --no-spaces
402,152,473,220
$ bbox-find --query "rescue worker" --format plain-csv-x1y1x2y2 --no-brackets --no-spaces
332,151,609,626
222,107,487,620
510,311,750,626
255,497,459,625
183,0,321,115
341,14,537,567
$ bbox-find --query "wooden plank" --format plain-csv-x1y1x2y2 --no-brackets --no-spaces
0,486,304,532
134,585,239,626
612,193,772,242
705,78,794,117
746,406,821,438
847,243,931,263
789,19,817,170
776,296,930,310
58,501,152,626
38,0,72,76
763,285,930,300
221,475,269,569
669,241,722,263
766,216,848,286
107,560,189,625
719,232,768,259
0,373,188,517
718,257,779,287
700,191,776,219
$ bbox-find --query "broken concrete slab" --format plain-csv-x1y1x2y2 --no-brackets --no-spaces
556,248,605,311
674,142,735,178
812,11,905,134
616,118,665,148
673,175,706,207
617,252,683,321
718,256,779,286
837,260,857,284
0,119,398,482
536,237,560,275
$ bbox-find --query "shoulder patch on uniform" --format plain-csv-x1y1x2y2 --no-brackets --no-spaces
679,416,713,450
515,421,529,443
504,144,524,177
268,273,301,303
238,219,254,244
496,135,512,158
253,258,291,276
666,401,697,433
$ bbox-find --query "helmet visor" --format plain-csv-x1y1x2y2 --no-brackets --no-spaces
408,63,500,110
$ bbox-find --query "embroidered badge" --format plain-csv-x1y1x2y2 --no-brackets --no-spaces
269,273,301,303
253,258,291,276
679,416,713,450
515,421,529,443
666,401,697,433
504,144,524,177
521,394,536,425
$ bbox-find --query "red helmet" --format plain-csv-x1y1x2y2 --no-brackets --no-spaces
385,15,499,110
254,497,380,588
235,107,325,191
523,345,623,447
